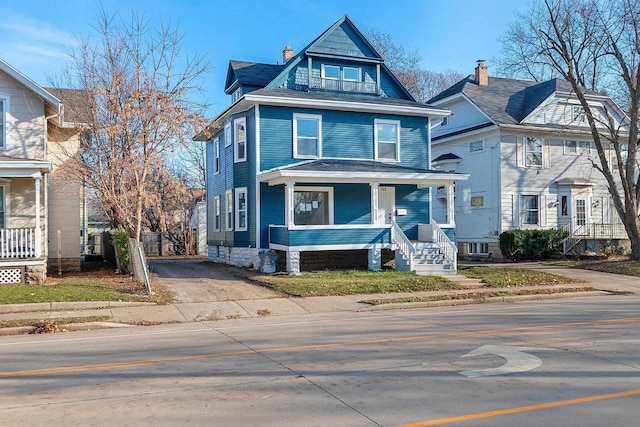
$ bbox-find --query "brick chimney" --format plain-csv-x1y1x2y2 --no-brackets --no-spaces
282,46,294,63
475,60,488,86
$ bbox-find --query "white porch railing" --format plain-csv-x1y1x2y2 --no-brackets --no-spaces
430,220,457,271
562,222,628,254
0,228,39,258
390,219,415,270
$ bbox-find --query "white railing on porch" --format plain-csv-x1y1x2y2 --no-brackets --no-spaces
562,222,628,254
430,220,457,271
0,228,38,258
390,219,415,270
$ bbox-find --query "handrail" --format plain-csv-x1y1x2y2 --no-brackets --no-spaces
561,222,627,254
390,219,415,270
430,220,457,271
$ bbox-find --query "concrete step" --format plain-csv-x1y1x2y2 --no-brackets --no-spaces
445,275,486,289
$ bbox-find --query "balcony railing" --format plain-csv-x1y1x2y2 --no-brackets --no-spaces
309,77,379,94
0,228,39,258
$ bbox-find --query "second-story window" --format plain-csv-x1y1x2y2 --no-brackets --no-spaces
525,137,543,167
375,119,400,162
213,137,220,175
234,117,246,163
293,114,321,159
224,121,232,147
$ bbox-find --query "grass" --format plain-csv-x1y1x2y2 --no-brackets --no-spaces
0,316,111,329
250,270,458,297
545,256,640,277
458,265,584,287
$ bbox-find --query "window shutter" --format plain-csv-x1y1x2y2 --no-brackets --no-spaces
540,195,547,226
544,139,551,168
516,137,524,168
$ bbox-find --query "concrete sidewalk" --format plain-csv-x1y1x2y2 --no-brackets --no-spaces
0,263,637,335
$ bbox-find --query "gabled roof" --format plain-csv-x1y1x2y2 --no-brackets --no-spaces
428,76,604,126
224,60,285,94
432,153,462,162
304,14,383,60
0,57,63,125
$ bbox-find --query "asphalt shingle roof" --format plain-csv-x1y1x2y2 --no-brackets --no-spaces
228,60,285,88
275,159,448,174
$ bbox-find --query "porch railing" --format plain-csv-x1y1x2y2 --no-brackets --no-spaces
562,222,628,254
430,220,457,271
390,219,415,270
0,228,39,258
309,77,379,94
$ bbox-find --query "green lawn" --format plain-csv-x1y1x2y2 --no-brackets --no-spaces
251,270,458,297
545,257,640,277
458,265,584,287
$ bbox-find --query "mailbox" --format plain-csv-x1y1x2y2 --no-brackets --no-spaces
395,208,407,216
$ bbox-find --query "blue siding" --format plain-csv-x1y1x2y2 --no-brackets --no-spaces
260,183,285,248
232,108,257,247
334,183,371,224
259,106,429,171
380,69,407,99
395,185,430,240
269,226,391,248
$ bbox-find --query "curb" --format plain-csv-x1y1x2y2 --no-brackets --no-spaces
0,301,156,315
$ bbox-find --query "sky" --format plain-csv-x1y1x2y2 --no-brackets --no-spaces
0,0,531,118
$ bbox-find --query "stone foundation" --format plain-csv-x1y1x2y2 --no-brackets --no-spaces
25,265,47,285
208,245,277,273
47,257,82,274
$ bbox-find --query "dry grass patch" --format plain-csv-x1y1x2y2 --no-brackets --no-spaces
458,265,584,287
545,256,640,277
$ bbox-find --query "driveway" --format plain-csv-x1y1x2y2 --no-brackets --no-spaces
147,258,281,303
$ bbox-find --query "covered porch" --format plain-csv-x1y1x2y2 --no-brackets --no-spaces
259,159,467,274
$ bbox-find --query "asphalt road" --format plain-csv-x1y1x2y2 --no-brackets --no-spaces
1,296,639,426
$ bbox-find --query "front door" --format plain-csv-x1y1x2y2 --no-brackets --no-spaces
378,186,395,224
572,195,588,233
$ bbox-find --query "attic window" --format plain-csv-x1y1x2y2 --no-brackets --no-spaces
572,105,585,123
231,88,242,103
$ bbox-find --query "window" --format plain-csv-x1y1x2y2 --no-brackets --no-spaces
561,196,568,216
440,117,448,126
224,121,232,147
225,190,233,231
572,105,585,123
213,196,221,232
521,195,539,225
468,243,489,255
612,142,628,163
375,119,400,161
231,88,242,103
469,140,484,153
343,67,360,81
294,187,333,225
213,137,220,175
234,118,246,162
322,64,340,80
235,188,247,231
320,64,362,91
525,137,543,167
470,196,484,208
0,96,8,149
293,114,321,158
564,140,591,155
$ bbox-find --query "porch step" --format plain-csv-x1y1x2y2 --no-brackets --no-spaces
445,275,485,289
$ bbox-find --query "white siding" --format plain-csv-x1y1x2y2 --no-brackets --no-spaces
432,97,491,139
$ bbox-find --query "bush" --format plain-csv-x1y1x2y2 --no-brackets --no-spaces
109,225,130,272
499,229,569,261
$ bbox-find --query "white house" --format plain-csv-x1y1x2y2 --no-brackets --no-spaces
429,61,629,260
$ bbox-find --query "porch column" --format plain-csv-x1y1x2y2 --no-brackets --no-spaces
285,181,295,227
35,175,42,258
286,250,300,275
368,247,382,271
370,182,379,224
446,183,455,225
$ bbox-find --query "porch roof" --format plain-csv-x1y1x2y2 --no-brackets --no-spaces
258,159,468,186
0,157,52,178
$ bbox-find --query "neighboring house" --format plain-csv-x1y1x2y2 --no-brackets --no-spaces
0,58,83,283
196,15,468,275
429,61,629,260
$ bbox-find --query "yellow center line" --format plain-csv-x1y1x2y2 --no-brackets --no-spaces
393,388,640,426
2,316,639,378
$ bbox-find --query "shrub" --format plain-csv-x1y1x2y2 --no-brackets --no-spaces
499,229,569,261
109,225,130,273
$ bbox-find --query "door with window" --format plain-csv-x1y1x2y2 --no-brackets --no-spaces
378,186,395,224
572,195,588,233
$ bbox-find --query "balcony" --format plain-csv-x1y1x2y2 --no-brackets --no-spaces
309,77,379,95
0,228,40,259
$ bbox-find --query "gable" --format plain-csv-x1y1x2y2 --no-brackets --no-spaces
307,20,380,59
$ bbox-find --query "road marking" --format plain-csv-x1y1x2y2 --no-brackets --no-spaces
392,388,640,426
459,344,548,377
2,316,639,378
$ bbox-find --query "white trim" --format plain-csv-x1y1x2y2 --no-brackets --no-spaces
342,66,361,82
0,93,9,150
430,92,496,124
0,259,46,267
224,121,232,147
287,223,390,230
374,118,400,162
213,137,220,175
233,117,247,163
255,105,261,248
524,136,544,167
321,64,340,80
432,124,499,145
225,190,233,231
293,113,322,159
235,187,248,231
293,185,334,225
213,195,221,232
259,169,467,186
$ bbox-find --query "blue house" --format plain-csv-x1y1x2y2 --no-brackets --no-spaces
197,15,468,274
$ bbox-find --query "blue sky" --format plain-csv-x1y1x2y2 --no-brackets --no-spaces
1,0,529,117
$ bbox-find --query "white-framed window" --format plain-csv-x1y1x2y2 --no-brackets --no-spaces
321,64,340,80
470,195,484,208
468,242,489,255
294,186,334,226
342,66,361,82
611,142,629,163
0,94,9,149
564,140,591,155
213,196,221,232
521,195,539,225
234,117,246,163
213,137,220,175
293,113,321,159
235,187,248,231
525,137,543,167
231,87,242,103
374,119,400,162
224,121,232,147
225,190,233,231
469,140,484,153
572,105,585,123
440,117,448,126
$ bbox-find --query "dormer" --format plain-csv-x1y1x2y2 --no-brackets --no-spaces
224,60,285,104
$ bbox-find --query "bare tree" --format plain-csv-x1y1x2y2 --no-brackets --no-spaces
62,9,209,242
366,28,464,102
498,0,640,259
